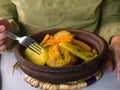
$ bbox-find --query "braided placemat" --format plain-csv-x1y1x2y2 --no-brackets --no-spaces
24,69,103,90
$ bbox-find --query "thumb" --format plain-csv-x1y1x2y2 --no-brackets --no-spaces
0,19,13,32
0,25,6,32
114,49,120,81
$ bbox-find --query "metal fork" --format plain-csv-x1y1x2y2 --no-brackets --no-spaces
3,31,44,55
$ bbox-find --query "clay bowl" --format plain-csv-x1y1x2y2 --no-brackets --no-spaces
15,29,108,83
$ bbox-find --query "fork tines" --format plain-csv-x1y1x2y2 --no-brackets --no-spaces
22,37,43,55
29,43,43,55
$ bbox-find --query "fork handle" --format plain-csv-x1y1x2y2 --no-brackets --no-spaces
3,31,18,40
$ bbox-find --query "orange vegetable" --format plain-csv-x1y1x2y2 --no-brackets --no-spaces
41,30,74,47
72,39,92,51
53,44,60,57
54,30,72,39
40,34,50,45
56,36,73,42
47,36,73,45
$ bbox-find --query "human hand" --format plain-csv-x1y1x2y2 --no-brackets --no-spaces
0,19,13,53
106,35,120,81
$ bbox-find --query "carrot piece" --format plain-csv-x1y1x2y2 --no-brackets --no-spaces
72,39,92,51
45,35,73,46
56,36,73,43
40,34,50,45
46,38,56,45
53,44,60,57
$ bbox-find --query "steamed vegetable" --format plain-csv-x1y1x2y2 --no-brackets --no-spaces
24,30,98,67
46,45,78,67
25,47,47,65
72,39,92,51
59,42,95,62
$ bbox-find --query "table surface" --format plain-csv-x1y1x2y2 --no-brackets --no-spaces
0,52,120,90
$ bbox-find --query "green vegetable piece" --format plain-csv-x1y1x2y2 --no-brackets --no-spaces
59,42,96,62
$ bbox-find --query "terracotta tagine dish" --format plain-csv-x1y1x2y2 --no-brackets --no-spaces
15,28,108,84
